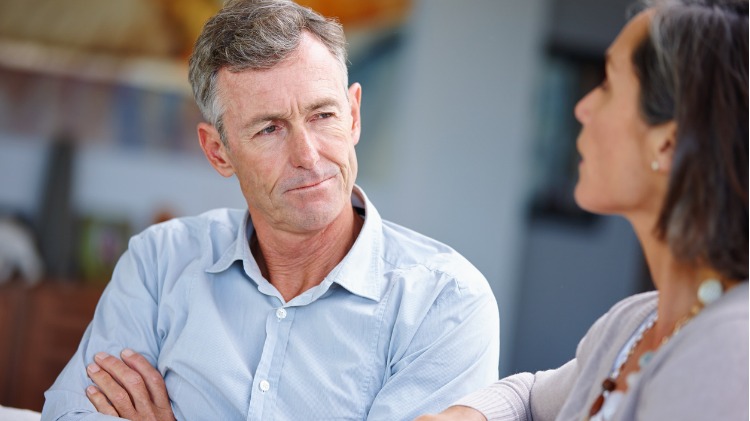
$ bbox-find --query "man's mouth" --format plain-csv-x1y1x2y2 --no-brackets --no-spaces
287,176,334,192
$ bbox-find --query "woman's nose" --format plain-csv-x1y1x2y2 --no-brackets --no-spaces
574,90,594,124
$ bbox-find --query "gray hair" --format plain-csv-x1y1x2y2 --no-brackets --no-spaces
188,0,348,144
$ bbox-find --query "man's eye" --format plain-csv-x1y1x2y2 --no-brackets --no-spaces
317,112,334,119
258,125,279,135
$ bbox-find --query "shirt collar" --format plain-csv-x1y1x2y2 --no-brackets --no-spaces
206,185,383,302
323,186,382,302
206,210,254,275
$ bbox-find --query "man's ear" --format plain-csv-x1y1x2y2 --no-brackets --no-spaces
348,82,362,146
649,120,677,174
198,122,235,178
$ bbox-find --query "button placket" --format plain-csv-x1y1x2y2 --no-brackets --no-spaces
248,305,295,419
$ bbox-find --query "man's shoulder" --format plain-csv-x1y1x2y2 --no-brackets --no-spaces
136,208,246,238
141,208,247,235
378,219,488,290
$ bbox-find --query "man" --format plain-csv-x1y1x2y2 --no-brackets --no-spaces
42,1,499,419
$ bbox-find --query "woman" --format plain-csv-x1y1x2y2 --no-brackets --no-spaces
417,0,748,420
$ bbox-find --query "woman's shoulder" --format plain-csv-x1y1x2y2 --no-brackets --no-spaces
607,290,659,317
702,281,749,320
635,283,748,420
645,282,747,383
685,282,748,345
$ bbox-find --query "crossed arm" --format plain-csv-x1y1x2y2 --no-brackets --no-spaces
85,349,490,421
84,350,487,421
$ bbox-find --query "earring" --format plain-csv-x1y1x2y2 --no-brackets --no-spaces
650,160,660,172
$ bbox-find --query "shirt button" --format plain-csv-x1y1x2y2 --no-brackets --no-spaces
276,308,287,319
259,380,270,392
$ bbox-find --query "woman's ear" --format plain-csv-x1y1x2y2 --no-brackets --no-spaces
649,121,677,173
198,122,235,178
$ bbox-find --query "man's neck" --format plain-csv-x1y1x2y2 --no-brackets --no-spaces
250,206,364,302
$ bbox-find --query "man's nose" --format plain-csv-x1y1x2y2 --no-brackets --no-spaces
289,128,320,169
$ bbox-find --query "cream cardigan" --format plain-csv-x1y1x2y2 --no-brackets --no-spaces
456,283,749,420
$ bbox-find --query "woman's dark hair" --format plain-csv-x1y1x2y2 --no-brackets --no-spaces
632,0,748,280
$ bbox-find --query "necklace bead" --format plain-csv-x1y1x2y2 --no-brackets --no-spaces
698,278,723,305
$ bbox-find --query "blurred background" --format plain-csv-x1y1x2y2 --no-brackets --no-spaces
0,0,651,411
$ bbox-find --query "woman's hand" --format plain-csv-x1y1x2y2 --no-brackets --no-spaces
414,405,487,421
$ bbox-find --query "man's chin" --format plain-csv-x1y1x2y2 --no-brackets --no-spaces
274,186,352,231
276,200,335,228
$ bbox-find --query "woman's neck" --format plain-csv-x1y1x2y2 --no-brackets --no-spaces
629,215,735,342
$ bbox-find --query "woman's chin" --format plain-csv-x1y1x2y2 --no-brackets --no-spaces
572,185,600,215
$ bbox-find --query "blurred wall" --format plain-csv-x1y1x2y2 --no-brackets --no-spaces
0,136,245,230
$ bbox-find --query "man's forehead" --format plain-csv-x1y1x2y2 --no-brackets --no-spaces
217,67,345,105
217,61,344,97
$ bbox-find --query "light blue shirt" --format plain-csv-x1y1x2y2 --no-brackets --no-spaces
43,187,499,421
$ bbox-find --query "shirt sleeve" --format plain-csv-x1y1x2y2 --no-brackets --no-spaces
365,271,500,420
41,235,162,421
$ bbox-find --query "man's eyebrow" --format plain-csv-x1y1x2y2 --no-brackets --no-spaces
304,98,341,113
239,113,287,133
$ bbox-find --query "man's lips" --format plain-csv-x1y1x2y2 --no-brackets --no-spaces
285,175,335,192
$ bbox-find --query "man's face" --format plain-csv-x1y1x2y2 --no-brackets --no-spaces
210,33,361,235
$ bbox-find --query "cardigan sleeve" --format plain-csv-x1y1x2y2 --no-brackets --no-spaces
453,359,578,421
